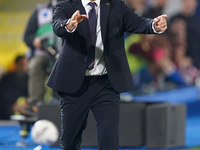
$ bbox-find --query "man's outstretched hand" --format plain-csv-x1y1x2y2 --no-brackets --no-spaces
153,14,168,33
66,10,87,31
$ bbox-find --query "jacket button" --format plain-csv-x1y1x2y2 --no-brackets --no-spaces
83,63,86,66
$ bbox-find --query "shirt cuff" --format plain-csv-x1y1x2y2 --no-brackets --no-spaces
65,19,77,33
152,22,163,34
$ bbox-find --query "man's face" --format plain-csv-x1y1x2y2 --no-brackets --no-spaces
183,0,197,15
15,58,28,72
124,0,146,10
156,0,168,7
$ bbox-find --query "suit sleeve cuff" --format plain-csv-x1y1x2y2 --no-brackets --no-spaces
152,22,163,34
65,19,77,33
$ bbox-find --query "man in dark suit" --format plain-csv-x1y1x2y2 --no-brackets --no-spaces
46,0,167,149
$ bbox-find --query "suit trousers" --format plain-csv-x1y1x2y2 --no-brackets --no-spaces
58,75,120,150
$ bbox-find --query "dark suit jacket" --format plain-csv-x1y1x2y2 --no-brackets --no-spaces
46,0,155,93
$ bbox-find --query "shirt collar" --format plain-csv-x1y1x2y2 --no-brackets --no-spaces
81,0,100,8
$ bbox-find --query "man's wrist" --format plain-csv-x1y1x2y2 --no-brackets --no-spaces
152,22,163,34
65,19,77,33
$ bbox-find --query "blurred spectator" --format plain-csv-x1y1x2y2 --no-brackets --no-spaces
22,0,61,117
168,18,200,85
124,0,147,15
163,0,182,19
128,34,187,92
170,0,200,69
125,34,147,75
124,0,148,75
124,0,200,93
143,0,168,18
0,55,28,120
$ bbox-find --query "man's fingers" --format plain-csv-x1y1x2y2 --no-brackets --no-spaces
155,14,168,24
154,18,159,24
158,14,168,23
162,25,167,32
159,24,168,32
154,14,167,28
71,10,87,23
161,14,168,19
158,22,167,30
77,14,87,23
158,21,167,26
162,24,167,29
81,14,87,19
153,14,168,32
72,10,80,20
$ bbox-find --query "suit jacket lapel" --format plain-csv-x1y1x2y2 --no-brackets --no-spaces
72,0,90,47
71,0,110,46
100,0,110,44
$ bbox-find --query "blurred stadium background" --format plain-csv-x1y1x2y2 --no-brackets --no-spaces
0,0,200,150
0,0,47,70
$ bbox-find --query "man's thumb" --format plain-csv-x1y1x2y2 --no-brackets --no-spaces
72,10,79,20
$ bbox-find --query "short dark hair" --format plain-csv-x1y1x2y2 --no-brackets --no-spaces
15,55,26,64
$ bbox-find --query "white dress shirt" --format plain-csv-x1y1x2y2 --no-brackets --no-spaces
82,0,107,76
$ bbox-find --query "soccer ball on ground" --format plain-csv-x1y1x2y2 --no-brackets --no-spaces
31,119,59,146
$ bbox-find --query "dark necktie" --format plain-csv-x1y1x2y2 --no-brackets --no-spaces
87,2,97,70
